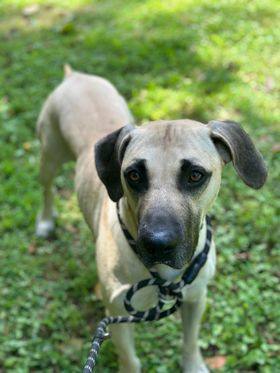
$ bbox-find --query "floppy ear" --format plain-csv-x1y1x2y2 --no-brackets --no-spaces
94,124,134,201
208,120,267,189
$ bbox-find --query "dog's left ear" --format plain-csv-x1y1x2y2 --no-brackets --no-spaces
95,124,134,202
208,120,267,189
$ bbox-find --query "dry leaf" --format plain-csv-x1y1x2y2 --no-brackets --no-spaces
206,355,227,370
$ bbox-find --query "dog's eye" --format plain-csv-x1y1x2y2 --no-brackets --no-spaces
188,170,204,183
124,160,149,193
127,170,141,183
178,160,211,192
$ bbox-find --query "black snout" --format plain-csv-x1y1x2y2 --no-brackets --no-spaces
137,211,185,267
140,229,179,254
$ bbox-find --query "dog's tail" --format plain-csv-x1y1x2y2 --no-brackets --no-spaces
63,63,73,79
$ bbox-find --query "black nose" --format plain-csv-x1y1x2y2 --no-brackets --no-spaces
139,229,179,253
137,211,184,257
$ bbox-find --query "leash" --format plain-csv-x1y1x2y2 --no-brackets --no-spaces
83,205,212,372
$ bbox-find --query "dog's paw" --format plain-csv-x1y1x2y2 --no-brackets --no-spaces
36,218,55,238
183,362,209,373
119,357,141,373
183,351,209,373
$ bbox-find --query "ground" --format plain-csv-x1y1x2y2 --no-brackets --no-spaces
0,0,279,372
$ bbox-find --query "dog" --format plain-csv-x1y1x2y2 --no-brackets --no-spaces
36,65,267,372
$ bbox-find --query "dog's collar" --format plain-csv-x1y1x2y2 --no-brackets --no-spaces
116,202,212,280
116,202,140,256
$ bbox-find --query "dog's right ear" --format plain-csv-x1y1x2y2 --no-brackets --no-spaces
94,124,134,202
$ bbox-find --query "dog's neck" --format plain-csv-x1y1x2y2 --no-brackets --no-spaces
117,198,208,282
118,197,138,240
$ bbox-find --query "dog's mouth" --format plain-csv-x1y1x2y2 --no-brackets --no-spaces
150,263,184,281
136,244,192,271
152,255,187,269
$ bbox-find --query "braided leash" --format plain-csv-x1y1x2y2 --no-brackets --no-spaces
83,210,212,372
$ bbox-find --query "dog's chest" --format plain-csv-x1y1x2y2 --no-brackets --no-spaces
131,255,215,312
133,268,215,311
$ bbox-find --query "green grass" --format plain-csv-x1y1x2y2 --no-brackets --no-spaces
0,0,279,371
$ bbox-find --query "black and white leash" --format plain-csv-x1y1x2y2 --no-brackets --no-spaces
83,205,212,372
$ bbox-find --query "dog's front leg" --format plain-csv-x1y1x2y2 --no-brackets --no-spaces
181,292,209,373
109,321,141,373
105,287,141,373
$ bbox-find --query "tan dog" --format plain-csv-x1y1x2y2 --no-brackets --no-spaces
36,66,267,373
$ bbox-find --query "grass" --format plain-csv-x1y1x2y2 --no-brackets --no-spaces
0,0,279,371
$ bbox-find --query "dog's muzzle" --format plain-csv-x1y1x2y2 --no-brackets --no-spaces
137,211,187,268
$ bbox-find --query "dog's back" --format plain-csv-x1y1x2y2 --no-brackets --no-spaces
36,66,133,237
37,66,133,159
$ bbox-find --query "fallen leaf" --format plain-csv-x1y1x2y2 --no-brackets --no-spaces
206,355,227,370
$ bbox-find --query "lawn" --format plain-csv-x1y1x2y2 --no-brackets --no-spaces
0,0,279,372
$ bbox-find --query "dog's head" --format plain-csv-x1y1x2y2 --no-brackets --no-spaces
95,120,267,270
